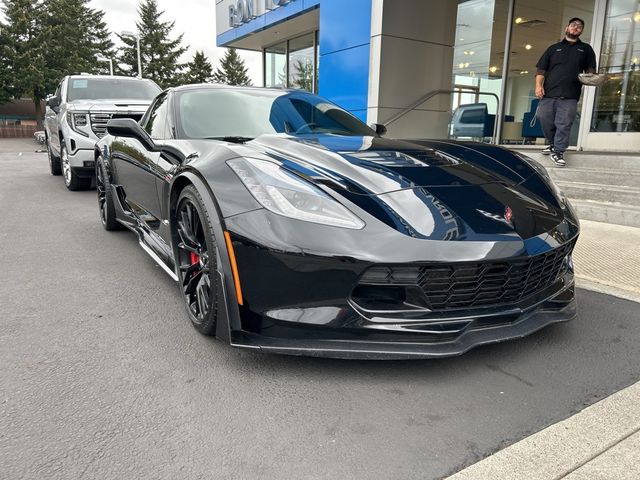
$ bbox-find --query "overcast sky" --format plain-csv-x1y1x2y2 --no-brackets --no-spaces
0,0,262,83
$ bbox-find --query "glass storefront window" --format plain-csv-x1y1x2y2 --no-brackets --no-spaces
265,42,286,88
289,33,315,92
450,0,508,142
592,0,640,132
264,32,318,92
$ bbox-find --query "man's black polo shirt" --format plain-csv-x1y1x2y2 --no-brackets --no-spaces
536,39,597,100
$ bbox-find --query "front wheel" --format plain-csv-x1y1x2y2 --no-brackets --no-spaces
174,185,220,336
61,143,90,191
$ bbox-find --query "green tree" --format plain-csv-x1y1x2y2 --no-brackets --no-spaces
118,0,188,88
0,24,14,104
213,48,251,86
0,0,114,123
44,0,115,79
0,0,48,123
290,59,314,91
183,50,213,84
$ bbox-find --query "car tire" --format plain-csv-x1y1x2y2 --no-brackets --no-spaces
61,142,90,191
174,185,220,336
96,157,123,231
47,139,62,176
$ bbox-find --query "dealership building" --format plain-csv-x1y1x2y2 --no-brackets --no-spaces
216,0,640,151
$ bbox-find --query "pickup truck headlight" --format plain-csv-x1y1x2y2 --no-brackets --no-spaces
66,112,90,137
228,158,365,229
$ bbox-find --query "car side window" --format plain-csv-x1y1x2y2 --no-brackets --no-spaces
144,93,169,140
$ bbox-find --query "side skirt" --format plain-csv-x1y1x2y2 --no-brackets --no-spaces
111,184,178,282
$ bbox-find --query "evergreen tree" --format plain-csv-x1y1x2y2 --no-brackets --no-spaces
43,0,115,79
118,0,188,88
213,48,251,86
87,8,116,75
290,59,314,92
0,0,114,121
183,50,213,84
0,0,48,123
0,24,13,104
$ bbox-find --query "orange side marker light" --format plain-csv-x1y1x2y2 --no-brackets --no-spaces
223,231,244,305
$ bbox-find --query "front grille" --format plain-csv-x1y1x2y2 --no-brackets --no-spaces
358,239,576,312
90,112,144,138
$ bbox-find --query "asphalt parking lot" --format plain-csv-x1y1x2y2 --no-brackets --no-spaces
1,138,640,480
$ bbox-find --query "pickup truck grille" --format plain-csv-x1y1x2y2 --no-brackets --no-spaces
90,112,144,138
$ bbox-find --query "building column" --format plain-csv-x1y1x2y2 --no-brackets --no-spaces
367,0,458,138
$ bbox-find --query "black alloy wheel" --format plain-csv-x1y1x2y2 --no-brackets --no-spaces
96,158,122,231
47,139,62,176
175,185,219,336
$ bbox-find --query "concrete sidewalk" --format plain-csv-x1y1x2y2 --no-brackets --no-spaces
448,219,640,480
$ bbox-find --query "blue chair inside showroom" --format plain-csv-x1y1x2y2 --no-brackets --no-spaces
522,98,544,139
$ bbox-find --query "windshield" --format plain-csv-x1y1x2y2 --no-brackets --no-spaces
175,88,377,139
66,78,161,101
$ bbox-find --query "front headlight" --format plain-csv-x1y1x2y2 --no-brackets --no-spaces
228,158,365,229
66,112,90,137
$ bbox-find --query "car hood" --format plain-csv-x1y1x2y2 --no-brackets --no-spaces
67,99,152,112
248,134,530,194
229,134,567,240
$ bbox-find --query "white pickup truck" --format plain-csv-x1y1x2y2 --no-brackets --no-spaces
44,75,161,190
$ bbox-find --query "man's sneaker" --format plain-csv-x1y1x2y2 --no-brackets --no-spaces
542,145,554,155
551,151,566,167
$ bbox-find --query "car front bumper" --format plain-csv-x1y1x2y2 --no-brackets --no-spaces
230,281,576,359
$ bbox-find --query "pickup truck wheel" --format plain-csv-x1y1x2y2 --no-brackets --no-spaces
61,143,90,191
96,157,122,231
47,141,62,176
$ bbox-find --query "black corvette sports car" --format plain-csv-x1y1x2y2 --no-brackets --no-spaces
95,84,579,359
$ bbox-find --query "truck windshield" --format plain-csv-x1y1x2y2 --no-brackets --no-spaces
67,78,161,101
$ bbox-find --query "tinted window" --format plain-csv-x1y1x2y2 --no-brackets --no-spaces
460,108,486,124
144,94,169,139
175,88,376,139
66,78,161,101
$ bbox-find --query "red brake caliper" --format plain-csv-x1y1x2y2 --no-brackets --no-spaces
190,252,200,266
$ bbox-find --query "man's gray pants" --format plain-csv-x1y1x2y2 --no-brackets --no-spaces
536,97,578,153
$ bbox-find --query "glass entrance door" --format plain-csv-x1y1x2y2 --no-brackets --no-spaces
503,0,596,146
452,0,598,146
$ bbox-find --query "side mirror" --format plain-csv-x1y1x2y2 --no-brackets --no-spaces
46,96,60,108
106,118,156,151
371,123,387,136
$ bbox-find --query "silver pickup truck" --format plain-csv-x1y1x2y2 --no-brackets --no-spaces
44,75,161,190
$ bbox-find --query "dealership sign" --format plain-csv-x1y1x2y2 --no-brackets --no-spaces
229,0,295,27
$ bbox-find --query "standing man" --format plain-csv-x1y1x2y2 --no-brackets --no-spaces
535,17,597,167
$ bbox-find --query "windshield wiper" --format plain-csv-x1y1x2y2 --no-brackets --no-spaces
205,136,253,144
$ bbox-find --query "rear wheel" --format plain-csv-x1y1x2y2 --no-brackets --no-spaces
47,139,62,176
61,142,90,191
175,185,220,336
96,158,122,231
